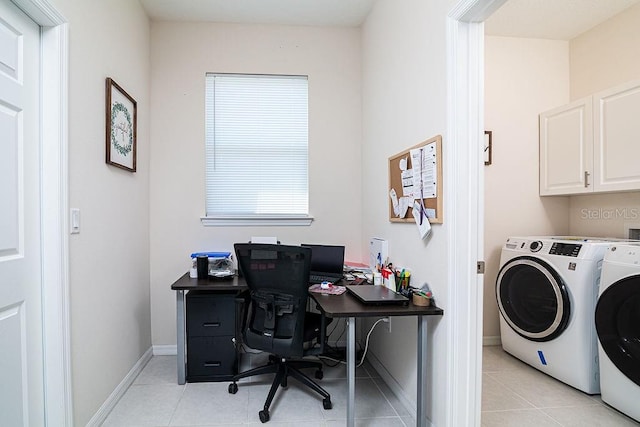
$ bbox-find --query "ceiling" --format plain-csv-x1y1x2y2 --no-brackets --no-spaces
485,0,639,40
140,0,639,39
139,0,377,27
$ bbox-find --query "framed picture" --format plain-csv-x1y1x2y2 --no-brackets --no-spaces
106,78,137,172
484,130,492,166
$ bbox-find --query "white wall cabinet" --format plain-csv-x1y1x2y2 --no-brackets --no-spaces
540,97,593,195
540,79,640,196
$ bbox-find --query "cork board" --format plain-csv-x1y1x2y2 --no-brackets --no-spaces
388,135,443,224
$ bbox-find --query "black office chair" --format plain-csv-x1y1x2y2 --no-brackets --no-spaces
229,243,332,423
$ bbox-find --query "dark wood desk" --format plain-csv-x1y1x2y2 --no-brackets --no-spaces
170,273,248,384
171,274,443,427
310,290,443,427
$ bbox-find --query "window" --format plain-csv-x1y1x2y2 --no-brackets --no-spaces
204,73,311,226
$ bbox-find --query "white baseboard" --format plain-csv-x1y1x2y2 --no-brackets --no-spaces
365,352,434,427
153,344,177,356
482,336,501,346
86,347,153,427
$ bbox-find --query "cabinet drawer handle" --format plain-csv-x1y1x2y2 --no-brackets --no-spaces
203,322,221,327
584,171,590,187
204,361,221,367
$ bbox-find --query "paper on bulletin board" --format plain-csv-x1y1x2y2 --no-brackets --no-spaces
412,200,432,239
389,188,411,218
401,169,415,197
410,143,437,199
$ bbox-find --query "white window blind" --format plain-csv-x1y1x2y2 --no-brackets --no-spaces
204,74,310,224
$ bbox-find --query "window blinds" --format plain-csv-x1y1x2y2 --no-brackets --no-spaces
205,74,309,218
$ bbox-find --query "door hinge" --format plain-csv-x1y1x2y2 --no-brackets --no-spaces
477,261,485,274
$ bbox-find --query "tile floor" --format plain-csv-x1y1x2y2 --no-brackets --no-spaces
102,346,640,426
102,351,415,426
482,345,639,426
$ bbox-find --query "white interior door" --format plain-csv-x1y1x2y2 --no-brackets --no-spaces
0,2,43,426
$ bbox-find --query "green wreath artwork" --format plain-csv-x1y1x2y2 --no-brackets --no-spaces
111,101,133,156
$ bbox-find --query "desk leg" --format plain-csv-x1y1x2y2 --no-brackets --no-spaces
176,290,186,385
347,316,356,427
417,315,427,427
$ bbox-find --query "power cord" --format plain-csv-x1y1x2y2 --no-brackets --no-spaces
318,317,386,368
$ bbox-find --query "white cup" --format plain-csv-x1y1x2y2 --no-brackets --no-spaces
373,272,382,286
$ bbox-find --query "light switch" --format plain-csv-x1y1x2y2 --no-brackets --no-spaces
70,208,80,234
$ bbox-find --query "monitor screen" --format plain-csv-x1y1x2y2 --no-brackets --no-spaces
302,244,345,275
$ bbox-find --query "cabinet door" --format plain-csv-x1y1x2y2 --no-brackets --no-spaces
593,80,640,192
539,97,593,195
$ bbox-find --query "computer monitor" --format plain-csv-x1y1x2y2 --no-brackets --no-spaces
301,244,345,279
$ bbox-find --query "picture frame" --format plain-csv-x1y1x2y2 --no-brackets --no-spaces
106,78,137,172
484,130,492,166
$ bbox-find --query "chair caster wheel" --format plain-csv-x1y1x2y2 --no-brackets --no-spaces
259,409,270,423
228,383,238,394
323,398,332,410
315,369,324,380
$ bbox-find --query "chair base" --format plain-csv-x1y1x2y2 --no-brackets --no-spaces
229,356,332,423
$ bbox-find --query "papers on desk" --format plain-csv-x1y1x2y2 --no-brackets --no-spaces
308,283,346,295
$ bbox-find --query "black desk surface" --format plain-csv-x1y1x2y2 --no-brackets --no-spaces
171,273,443,318
170,273,248,292
310,288,444,318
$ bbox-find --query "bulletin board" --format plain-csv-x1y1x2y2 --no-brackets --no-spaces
388,135,443,224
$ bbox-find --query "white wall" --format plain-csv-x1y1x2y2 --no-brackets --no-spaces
570,3,640,100
483,36,570,339
149,22,363,347
568,3,640,238
47,0,151,424
361,0,454,423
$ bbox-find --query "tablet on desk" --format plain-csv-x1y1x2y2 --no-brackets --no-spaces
345,285,409,306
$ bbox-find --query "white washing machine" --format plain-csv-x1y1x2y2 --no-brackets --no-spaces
496,236,619,394
595,243,640,422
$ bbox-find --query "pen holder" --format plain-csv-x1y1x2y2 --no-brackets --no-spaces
395,272,411,291
412,293,431,307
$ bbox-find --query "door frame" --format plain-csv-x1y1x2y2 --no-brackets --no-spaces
11,0,72,424
446,0,506,425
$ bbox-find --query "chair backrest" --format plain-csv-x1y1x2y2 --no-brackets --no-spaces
234,243,312,358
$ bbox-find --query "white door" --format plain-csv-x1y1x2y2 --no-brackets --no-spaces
0,2,44,426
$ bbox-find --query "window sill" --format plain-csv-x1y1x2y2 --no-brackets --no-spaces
201,215,314,227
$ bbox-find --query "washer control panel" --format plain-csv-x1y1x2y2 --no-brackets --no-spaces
529,241,543,252
549,242,582,257
504,237,584,257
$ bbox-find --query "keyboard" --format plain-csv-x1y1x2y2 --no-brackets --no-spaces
309,274,342,284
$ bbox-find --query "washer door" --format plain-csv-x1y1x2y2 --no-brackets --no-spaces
595,276,640,387
496,256,571,342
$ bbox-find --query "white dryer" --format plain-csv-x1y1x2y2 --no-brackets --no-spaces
496,236,617,394
595,243,640,422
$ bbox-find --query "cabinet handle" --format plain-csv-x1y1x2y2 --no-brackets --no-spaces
584,171,590,188
204,361,221,367
203,322,221,328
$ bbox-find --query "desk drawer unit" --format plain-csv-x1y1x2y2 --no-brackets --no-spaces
186,291,239,382
187,336,237,381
